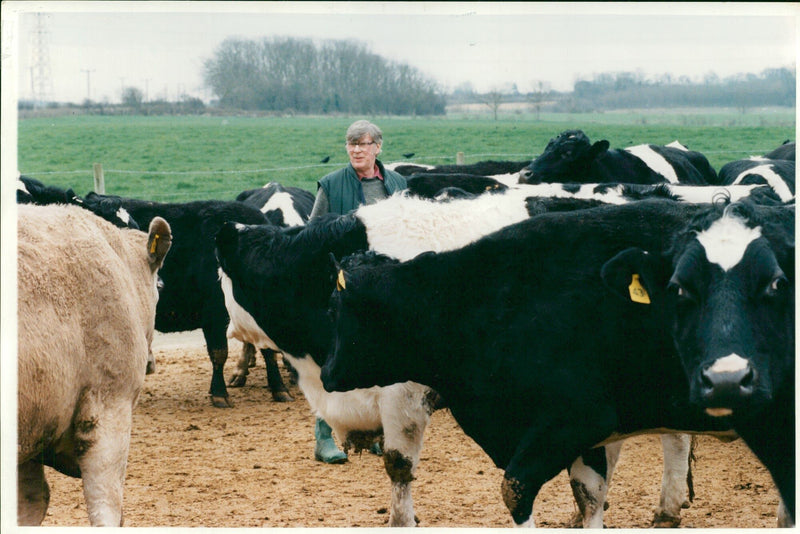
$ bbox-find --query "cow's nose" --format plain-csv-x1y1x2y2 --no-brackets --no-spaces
699,354,755,413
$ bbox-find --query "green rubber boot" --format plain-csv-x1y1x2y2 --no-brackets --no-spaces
314,417,347,464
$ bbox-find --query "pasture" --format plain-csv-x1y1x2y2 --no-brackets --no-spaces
16,110,794,202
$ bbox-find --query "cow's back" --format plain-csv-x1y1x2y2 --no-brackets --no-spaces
17,204,157,464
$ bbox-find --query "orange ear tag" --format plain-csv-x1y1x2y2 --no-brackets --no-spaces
150,234,160,254
336,270,346,291
628,274,651,304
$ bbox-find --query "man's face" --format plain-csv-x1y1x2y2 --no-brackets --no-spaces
346,135,380,176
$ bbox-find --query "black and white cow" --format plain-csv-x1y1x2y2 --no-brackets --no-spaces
518,130,716,185
321,198,793,527
86,194,294,407
229,181,316,398
717,158,795,203
17,176,139,230
387,159,531,178
215,192,722,527
236,181,315,227
763,140,795,161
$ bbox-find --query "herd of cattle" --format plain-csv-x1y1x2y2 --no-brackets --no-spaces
16,129,795,528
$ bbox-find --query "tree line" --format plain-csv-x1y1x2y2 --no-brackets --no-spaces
202,37,446,115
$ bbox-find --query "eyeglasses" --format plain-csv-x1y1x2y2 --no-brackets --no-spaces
346,141,376,150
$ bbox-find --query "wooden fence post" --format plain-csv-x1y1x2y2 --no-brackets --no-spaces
93,163,105,194
456,151,464,165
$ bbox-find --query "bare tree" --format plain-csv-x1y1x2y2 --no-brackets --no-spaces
479,89,504,120
527,80,551,121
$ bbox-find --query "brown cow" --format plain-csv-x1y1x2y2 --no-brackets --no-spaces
17,204,171,526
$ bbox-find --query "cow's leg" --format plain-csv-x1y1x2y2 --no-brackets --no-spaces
653,434,693,527
77,399,132,526
262,349,294,402
17,460,49,526
379,388,433,527
202,324,232,408
146,348,156,375
228,342,255,387
567,442,622,528
502,410,616,527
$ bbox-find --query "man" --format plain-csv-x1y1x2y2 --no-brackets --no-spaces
309,119,407,463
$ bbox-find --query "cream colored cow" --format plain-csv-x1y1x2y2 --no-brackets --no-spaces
17,204,171,526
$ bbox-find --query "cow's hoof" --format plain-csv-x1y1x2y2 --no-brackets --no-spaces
228,375,246,387
211,396,233,408
652,512,681,528
270,390,294,402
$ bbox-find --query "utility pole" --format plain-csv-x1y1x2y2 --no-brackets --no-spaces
29,13,54,106
81,69,95,101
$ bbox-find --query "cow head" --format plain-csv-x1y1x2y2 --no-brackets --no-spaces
518,130,609,184
321,251,407,393
601,201,794,418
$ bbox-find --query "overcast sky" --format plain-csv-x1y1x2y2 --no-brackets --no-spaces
5,2,799,103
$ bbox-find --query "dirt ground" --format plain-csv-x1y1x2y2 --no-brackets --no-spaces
39,331,782,528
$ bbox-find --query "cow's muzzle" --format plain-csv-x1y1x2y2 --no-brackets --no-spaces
699,353,755,416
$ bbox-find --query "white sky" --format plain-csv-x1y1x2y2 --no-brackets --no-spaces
4,1,798,104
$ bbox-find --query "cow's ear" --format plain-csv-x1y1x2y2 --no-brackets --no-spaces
147,217,172,271
590,140,610,158
601,247,667,305
328,253,347,291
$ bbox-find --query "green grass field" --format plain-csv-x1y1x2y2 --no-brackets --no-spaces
17,109,795,202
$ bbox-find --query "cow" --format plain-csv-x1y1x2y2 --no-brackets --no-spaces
215,192,717,527
763,140,795,161
405,173,508,199
17,176,139,230
386,160,530,178
17,203,171,526
321,198,793,527
517,130,716,185
235,181,315,227
228,182,316,399
717,158,795,203
85,194,290,407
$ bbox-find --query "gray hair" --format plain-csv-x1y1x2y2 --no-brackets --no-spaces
346,120,383,145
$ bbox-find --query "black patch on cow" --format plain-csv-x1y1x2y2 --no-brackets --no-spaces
382,449,415,485
344,429,383,454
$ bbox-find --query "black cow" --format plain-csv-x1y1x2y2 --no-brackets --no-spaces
321,199,793,527
518,130,716,185
216,193,711,528
236,181,315,227
717,158,795,203
405,173,508,199
388,160,531,178
17,176,139,230
764,140,795,161
86,194,289,408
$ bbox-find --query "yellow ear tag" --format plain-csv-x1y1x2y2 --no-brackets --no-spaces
336,270,346,291
150,234,160,254
628,274,651,304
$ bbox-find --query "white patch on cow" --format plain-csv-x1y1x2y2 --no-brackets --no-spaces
567,455,607,528
695,214,762,271
488,172,522,187
730,164,794,202
748,156,769,161
708,353,749,375
669,184,761,204
218,269,281,351
666,140,689,151
383,161,434,172
358,190,531,262
625,144,680,183
17,178,30,194
116,207,133,226
261,191,306,226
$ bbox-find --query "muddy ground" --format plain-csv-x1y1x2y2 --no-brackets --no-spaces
39,331,781,528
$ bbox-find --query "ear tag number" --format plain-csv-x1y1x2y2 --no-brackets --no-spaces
336,270,346,291
628,274,651,304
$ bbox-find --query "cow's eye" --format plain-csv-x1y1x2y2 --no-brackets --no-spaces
765,274,788,297
668,280,695,302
